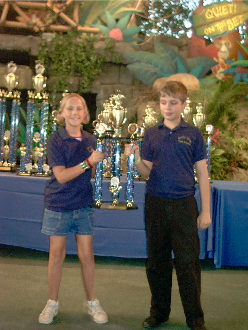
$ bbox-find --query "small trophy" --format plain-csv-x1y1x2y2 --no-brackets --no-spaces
109,177,122,206
142,105,157,129
32,132,41,173
5,62,18,98
0,130,11,171
33,63,47,99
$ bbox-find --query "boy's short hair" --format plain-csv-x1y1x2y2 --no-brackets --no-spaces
57,93,90,125
160,81,188,103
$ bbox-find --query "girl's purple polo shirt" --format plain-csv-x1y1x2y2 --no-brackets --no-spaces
44,126,96,212
142,119,206,199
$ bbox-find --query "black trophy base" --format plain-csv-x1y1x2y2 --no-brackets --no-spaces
92,202,138,210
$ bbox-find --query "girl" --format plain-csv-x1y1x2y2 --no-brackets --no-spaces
39,93,108,325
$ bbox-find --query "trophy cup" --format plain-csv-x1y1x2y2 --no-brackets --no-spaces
5,62,18,98
33,63,47,99
193,103,205,128
182,98,192,122
0,130,11,171
112,92,127,137
142,105,157,129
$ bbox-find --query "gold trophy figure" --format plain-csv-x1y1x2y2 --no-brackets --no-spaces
109,177,122,206
5,62,18,98
32,132,41,172
0,131,11,171
142,105,158,129
33,63,47,99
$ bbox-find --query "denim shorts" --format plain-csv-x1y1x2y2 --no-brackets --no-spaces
41,207,94,236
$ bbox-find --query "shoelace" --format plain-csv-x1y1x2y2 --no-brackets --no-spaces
41,305,55,315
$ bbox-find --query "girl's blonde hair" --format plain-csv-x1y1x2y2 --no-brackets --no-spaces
160,81,188,103
56,93,90,125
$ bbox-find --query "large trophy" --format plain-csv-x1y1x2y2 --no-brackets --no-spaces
93,92,137,210
0,62,20,171
18,64,50,176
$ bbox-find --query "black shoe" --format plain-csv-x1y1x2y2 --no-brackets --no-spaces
142,316,168,329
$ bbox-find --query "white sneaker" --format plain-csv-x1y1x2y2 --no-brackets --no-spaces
39,299,59,324
87,299,108,324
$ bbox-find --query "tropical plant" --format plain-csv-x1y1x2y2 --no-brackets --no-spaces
123,40,217,92
78,0,143,27
91,10,143,47
210,130,248,180
37,31,118,100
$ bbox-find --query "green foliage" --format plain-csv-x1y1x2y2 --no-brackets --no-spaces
123,41,216,86
140,0,195,37
210,131,248,180
78,0,143,27
38,32,118,97
202,80,248,133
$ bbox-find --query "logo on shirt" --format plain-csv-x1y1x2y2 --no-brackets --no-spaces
178,136,192,146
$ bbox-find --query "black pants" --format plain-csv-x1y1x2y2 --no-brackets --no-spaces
144,194,205,329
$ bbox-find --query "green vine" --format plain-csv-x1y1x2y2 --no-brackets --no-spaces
37,31,119,100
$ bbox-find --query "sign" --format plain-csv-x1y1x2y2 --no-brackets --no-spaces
192,1,248,38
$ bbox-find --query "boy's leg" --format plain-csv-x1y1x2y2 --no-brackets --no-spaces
171,196,205,329
48,236,67,301
144,194,173,321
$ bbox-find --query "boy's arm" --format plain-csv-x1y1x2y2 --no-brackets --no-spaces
124,144,152,179
195,159,212,230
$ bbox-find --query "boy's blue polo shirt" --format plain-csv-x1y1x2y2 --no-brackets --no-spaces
142,119,206,199
44,126,96,212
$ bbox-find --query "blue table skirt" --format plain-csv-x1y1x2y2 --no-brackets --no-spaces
0,173,247,268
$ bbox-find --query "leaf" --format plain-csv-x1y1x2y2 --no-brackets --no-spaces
122,26,141,37
176,58,188,73
127,63,162,86
105,10,116,30
91,25,110,36
238,42,248,56
123,51,175,75
230,60,248,68
187,57,216,71
189,60,215,79
115,13,131,30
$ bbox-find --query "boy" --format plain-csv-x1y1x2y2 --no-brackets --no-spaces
125,81,211,330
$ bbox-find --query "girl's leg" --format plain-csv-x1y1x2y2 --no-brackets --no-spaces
48,236,67,301
75,234,95,301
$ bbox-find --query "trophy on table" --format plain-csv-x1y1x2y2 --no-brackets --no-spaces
142,105,157,129
0,130,11,171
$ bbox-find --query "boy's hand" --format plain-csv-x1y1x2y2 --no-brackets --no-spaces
124,144,139,157
197,212,212,230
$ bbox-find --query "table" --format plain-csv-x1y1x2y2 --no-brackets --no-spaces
0,173,247,268
211,180,248,268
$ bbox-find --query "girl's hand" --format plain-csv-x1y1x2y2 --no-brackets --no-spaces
88,150,105,166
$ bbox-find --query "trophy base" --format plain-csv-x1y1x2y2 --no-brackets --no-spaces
35,173,51,177
17,171,32,176
93,202,138,210
0,166,12,172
